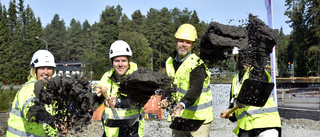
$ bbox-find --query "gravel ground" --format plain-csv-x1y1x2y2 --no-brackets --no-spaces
2,112,320,137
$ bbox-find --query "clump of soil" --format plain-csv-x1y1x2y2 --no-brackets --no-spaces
199,14,278,74
28,74,98,135
199,14,279,106
118,68,176,109
245,14,278,81
199,20,248,65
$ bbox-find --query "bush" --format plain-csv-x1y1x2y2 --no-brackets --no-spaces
0,88,18,112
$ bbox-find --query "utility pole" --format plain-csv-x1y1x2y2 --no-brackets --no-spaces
317,45,320,77
292,0,296,78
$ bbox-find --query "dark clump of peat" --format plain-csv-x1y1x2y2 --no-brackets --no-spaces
199,14,278,73
28,74,98,135
199,19,248,66
118,68,177,109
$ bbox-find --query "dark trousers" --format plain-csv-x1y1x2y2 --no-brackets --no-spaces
102,121,139,137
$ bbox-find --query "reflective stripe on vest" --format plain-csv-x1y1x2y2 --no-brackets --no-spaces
177,86,212,111
7,125,42,137
176,87,211,95
166,54,213,123
236,106,278,120
102,111,109,121
186,100,212,111
10,97,35,118
7,81,42,136
12,81,37,118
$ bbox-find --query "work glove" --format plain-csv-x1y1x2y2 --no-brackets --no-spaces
34,80,45,98
28,105,56,128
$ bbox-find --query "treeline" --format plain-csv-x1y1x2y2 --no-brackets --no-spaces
0,0,208,84
277,0,320,77
3,0,319,84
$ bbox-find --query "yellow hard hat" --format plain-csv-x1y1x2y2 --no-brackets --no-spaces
175,24,197,42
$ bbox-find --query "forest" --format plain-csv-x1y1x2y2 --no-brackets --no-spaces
0,0,319,84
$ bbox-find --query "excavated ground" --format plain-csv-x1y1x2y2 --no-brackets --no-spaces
1,112,320,137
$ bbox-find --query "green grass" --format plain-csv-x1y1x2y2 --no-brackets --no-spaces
0,87,18,112
210,73,235,84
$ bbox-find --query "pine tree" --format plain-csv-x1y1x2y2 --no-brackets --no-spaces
131,10,146,34
119,31,152,68
119,14,132,32
171,7,181,30
179,8,192,24
44,14,67,62
190,10,201,56
0,4,10,83
145,8,160,71
66,18,84,61
93,5,121,78
7,0,20,84
157,7,174,71
276,27,291,77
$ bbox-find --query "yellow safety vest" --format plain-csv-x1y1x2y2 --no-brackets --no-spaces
6,77,57,137
98,62,145,137
165,53,213,124
231,68,281,135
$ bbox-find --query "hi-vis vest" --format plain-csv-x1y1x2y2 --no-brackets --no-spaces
231,68,281,135
98,62,145,137
6,77,57,137
166,53,213,124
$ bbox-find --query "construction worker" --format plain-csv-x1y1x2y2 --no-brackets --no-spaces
95,40,145,137
220,47,281,137
161,23,213,137
6,50,62,137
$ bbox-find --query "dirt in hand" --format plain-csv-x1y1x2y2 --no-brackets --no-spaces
28,74,98,135
118,68,176,109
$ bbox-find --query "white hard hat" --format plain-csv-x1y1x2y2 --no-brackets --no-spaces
232,47,240,55
109,40,132,59
30,50,56,68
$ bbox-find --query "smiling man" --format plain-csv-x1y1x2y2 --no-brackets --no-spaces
163,24,213,137
95,40,145,137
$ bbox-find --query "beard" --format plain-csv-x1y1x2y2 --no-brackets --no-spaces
177,48,189,57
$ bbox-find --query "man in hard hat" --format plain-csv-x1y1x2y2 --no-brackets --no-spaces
161,24,213,136
6,50,62,137
220,47,281,137
95,40,145,137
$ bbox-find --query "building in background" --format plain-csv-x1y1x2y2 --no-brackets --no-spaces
55,61,84,76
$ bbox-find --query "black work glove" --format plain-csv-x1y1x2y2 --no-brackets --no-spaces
34,80,45,98
28,105,56,128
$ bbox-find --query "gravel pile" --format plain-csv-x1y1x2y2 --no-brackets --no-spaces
62,118,320,137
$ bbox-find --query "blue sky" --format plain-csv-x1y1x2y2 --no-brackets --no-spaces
1,0,292,35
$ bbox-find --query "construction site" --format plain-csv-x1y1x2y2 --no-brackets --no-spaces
1,14,320,137
2,79,319,137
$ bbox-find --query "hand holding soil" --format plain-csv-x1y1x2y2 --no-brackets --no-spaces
158,98,170,109
171,104,184,118
28,74,98,136
98,86,116,108
54,121,68,135
95,85,108,97
106,97,118,109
